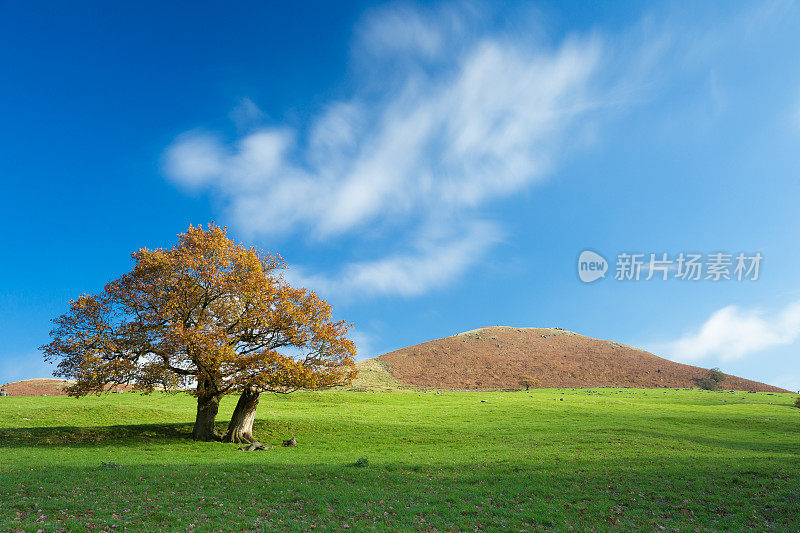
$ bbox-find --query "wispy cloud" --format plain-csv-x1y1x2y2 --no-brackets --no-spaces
285,220,501,298
162,5,607,298
651,302,800,363
164,36,602,238
229,97,266,132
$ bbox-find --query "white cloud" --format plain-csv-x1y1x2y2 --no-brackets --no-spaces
653,302,800,362
163,35,602,238
162,132,227,190
285,220,501,298
355,3,454,62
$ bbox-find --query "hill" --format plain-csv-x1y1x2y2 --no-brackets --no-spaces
0,378,136,396
0,378,75,396
362,326,789,392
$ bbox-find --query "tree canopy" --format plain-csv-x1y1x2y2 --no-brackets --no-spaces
518,376,540,391
42,223,357,440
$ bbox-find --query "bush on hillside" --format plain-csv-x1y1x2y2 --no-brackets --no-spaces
519,376,541,391
695,367,727,391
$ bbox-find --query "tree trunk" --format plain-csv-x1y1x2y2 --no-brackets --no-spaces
223,388,261,443
191,380,222,442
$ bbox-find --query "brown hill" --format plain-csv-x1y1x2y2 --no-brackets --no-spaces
0,379,137,397
369,326,789,392
0,378,74,396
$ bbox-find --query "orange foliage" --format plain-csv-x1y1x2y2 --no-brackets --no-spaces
41,223,357,398
519,376,540,390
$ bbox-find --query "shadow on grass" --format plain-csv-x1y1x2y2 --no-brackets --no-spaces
0,419,293,448
0,423,196,447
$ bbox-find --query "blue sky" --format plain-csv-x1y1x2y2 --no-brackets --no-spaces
2,1,799,391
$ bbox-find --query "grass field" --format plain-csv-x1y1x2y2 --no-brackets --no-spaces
0,388,798,531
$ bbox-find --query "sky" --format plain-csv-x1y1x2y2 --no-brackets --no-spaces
1,0,799,391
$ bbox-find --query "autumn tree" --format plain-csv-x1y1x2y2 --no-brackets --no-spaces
41,224,357,441
519,376,540,391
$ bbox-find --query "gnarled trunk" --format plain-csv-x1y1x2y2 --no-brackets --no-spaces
191,379,222,441
223,388,261,443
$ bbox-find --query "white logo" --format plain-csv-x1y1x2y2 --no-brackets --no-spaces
578,250,608,283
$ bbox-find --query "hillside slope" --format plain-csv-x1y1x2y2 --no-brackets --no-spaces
0,379,75,396
368,326,789,392
0,379,137,396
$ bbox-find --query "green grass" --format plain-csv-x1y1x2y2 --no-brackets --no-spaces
0,388,798,531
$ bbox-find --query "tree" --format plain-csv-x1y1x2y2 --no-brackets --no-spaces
519,376,540,391
695,367,726,391
41,223,357,441
707,367,726,384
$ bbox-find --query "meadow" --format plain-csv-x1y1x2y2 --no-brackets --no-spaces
0,387,798,531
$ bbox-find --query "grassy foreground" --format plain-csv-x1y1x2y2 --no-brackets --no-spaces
0,388,798,531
